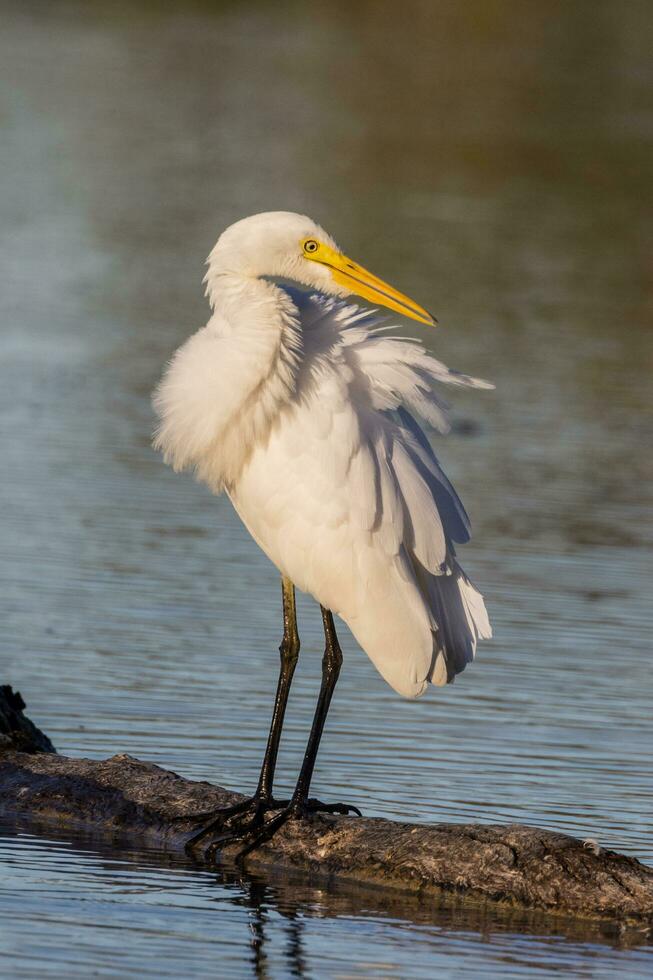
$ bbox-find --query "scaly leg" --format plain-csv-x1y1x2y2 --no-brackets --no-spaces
183,577,300,853
204,606,361,864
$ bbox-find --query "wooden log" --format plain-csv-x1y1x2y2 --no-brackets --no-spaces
0,685,55,754
1,687,651,933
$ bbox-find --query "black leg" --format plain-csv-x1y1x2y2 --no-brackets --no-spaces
231,606,361,861
182,577,300,852
288,606,342,811
256,576,300,801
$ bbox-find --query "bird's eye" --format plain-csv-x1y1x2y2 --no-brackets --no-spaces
303,239,319,254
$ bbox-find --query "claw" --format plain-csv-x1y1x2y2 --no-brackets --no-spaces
181,795,270,856
185,815,234,855
205,830,245,864
183,793,362,865
306,798,362,817
173,797,252,826
234,806,298,860
201,798,362,865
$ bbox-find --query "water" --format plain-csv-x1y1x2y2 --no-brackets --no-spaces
3,821,650,980
4,818,653,980
1,0,652,976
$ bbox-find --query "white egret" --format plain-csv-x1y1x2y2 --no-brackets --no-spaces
153,211,492,859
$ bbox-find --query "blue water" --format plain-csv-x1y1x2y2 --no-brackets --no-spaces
1,822,651,979
1,1,652,976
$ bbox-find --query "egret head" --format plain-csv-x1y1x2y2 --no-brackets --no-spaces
206,211,435,326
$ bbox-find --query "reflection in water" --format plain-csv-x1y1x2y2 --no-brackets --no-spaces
1,0,652,976
1,819,651,980
237,878,306,980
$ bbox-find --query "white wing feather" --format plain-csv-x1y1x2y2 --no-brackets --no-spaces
228,289,492,697
156,284,492,698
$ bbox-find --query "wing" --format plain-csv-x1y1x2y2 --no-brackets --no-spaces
233,289,492,698
293,288,491,554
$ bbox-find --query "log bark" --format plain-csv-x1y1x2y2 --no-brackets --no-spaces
1,687,651,934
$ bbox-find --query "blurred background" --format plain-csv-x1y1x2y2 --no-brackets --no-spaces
1,1,652,976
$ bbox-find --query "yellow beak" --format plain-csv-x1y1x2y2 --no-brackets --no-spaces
308,244,436,326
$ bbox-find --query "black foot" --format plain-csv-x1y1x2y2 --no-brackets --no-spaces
179,795,289,856
197,797,362,866
305,797,362,818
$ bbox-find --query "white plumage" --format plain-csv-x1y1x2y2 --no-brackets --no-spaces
153,212,492,699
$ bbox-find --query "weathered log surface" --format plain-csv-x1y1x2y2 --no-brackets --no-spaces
1,688,652,932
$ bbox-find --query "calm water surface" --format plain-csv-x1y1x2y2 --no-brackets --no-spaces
2,819,652,980
1,1,652,976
